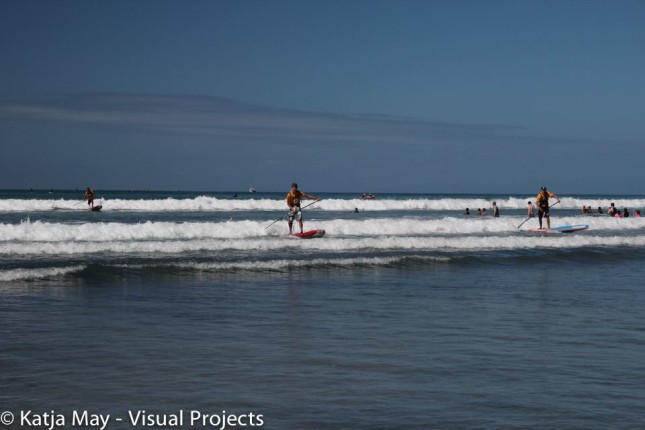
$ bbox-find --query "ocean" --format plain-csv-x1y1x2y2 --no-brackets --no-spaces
1,189,644,429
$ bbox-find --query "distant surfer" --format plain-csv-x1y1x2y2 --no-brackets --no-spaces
84,187,95,208
286,183,319,234
535,186,560,229
492,202,499,218
527,201,535,218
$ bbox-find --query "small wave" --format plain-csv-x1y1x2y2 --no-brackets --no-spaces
1,234,645,256
0,196,643,212
1,217,642,242
0,265,86,282
114,255,450,272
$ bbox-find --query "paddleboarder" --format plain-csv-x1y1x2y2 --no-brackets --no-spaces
84,187,96,208
285,183,319,234
535,186,560,229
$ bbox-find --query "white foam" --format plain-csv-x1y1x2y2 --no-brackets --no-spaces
0,220,269,242
0,196,643,212
0,265,86,282
117,255,449,272
2,233,645,256
0,217,642,243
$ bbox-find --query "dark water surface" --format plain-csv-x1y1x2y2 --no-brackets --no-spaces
2,257,644,429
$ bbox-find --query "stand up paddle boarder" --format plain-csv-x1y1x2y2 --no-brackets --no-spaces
84,187,96,208
286,183,319,234
536,186,560,229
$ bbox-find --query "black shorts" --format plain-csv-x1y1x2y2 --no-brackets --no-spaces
539,205,549,216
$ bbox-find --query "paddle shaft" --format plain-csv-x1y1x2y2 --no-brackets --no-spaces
517,200,560,229
76,192,97,205
265,199,321,229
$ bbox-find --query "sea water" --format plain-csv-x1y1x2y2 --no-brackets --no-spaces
1,190,644,429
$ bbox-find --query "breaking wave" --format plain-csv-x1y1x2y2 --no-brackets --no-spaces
0,265,86,282
0,196,643,212
0,217,642,243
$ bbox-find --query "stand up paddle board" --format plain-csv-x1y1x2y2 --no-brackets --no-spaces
528,224,589,234
90,205,102,212
291,229,325,239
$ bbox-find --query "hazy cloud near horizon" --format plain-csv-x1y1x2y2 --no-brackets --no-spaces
0,92,641,193
0,93,522,144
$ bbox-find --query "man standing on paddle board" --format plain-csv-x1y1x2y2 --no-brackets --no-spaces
84,187,95,208
535,186,560,229
286,183,319,234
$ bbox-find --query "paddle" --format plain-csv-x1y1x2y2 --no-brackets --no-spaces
76,193,98,207
265,199,322,229
517,200,560,229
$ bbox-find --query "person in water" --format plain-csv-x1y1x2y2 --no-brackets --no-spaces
465,208,470,216
535,186,560,229
285,183,319,234
84,187,95,208
597,206,603,214
527,201,535,218
477,208,482,215
623,208,630,218
608,203,617,216
635,210,641,218
492,201,499,218
481,208,488,216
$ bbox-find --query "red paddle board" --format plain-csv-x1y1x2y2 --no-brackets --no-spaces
291,229,325,239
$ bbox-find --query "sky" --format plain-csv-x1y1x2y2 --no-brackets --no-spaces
0,0,644,194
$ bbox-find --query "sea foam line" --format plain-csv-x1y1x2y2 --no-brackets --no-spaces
0,265,86,282
1,234,645,256
0,217,643,242
114,255,450,272
0,196,644,212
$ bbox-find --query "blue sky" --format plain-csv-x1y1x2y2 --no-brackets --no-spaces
0,0,644,193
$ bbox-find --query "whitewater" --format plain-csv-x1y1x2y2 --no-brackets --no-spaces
1,191,643,281
1,195,645,212
0,193,645,213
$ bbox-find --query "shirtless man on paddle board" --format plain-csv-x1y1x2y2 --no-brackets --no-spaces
285,183,319,234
